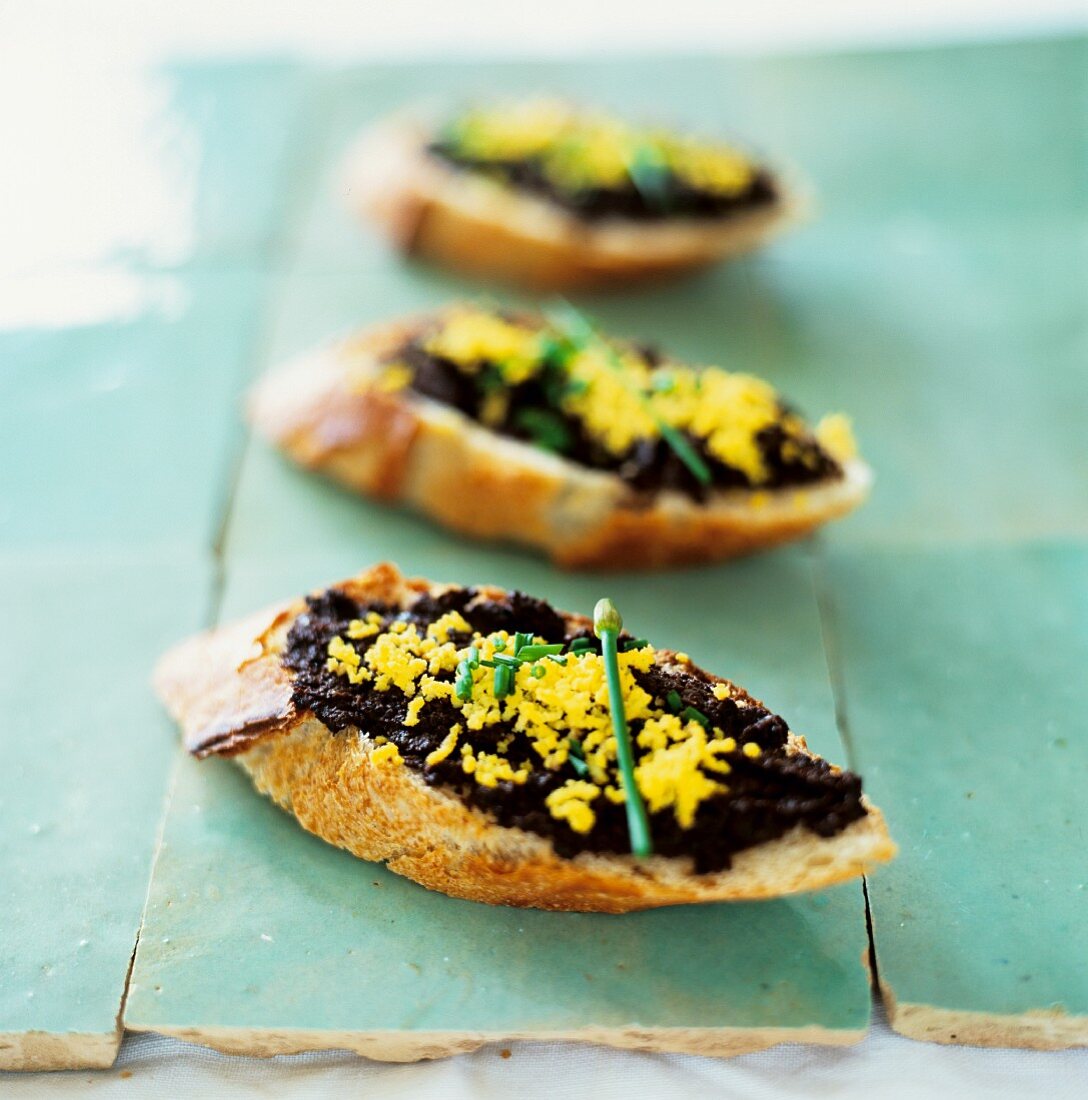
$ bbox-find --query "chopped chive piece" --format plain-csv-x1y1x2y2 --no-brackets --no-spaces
513,631,533,654
531,664,546,678
546,654,568,665
454,660,474,701
466,645,480,667
569,637,593,652
593,598,653,859
620,637,650,652
666,690,682,713
490,635,506,650
567,738,589,778
656,421,712,485
681,705,710,729
537,332,571,369
493,664,513,698
516,643,564,660
478,658,498,668
514,407,572,454
492,653,522,668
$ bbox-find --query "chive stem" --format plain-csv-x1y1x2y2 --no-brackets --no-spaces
593,598,653,858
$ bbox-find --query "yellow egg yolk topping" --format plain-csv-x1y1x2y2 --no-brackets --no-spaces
319,614,757,835
376,306,855,489
434,99,759,201
283,585,870,873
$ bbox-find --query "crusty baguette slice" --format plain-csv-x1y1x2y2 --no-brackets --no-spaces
248,317,872,570
344,118,802,290
154,563,894,913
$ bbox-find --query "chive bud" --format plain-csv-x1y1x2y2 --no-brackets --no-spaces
591,596,652,859
593,598,623,638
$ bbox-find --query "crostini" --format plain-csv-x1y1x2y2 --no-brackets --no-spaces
155,563,894,913
346,99,799,288
249,304,871,569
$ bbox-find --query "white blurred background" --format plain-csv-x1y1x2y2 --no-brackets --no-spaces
6,0,1087,62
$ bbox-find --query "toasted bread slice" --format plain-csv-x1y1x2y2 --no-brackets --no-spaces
155,563,894,913
248,314,872,570
345,117,801,290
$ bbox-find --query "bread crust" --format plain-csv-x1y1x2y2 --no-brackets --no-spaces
248,319,872,570
344,118,802,289
154,564,895,913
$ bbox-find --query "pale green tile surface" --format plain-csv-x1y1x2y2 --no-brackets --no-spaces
0,60,308,1062
0,269,267,552
129,36,1086,1046
126,548,872,1038
6,34,1086,1062
0,554,209,1047
825,543,1088,1020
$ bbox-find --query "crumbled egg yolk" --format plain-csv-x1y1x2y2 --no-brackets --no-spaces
372,307,845,487
323,606,764,836
443,100,757,198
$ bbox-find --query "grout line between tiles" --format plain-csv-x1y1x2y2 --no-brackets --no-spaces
808,538,885,1024
115,67,332,1050
809,537,856,766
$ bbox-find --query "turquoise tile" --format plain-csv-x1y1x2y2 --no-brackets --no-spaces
0,552,211,1067
824,542,1088,1034
125,548,872,1049
0,267,267,553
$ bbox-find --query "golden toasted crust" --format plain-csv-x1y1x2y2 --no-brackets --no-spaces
154,563,895,913
248,320,871,570
344,118,802,290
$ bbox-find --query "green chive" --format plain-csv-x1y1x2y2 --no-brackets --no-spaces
681,705,710,729
514,407,572,454
567,737,590,778
455,660,474,701
569,637,594,652
546,654,568,666
493,653,522,669
516,643,564,660
531,664,546,678
593,598,652,858
666,690,682,713
494,664,513,698
490,635,507,650
513,631,533,654
466,646,480,667
620,637,650,652
656,420,712,485
627,142,671,209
